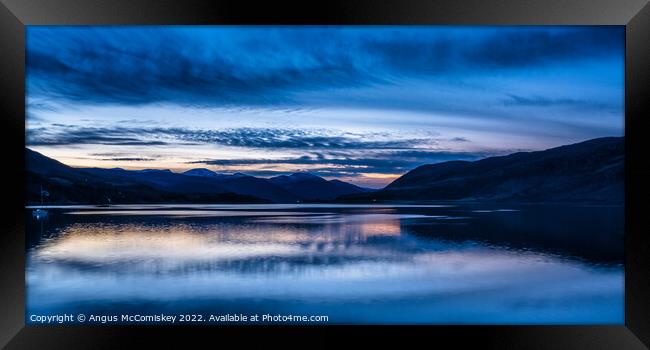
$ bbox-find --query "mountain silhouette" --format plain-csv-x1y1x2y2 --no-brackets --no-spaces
183,168,228,178
26,137,623,205
338,137,623,203
25,149,367,204
25,149,267,204
268,173,370,200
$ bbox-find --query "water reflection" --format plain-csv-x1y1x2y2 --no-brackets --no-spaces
26,204,624,324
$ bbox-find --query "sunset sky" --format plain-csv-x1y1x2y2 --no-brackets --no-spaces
26,26,624,188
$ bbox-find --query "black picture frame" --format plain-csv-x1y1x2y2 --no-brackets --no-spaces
1,0,649,348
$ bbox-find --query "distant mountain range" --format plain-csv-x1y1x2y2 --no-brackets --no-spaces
339,137,623,203
26,136,623,205
25,149,369,204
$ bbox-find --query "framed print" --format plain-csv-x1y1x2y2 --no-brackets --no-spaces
1,0,649,348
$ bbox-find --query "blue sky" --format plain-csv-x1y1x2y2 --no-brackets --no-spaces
26,26,624,187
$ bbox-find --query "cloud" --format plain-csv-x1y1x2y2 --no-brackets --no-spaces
26,28,370,107
460,27,623,69
99,157,156,162
26,125,434,150
189,149,486,176
26,123,490,177
26,26,623,108
88,152,161,162
27,126,170,146
502,94,615,109
169,128,431,149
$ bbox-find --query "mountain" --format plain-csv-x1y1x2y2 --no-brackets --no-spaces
269,173,371,200
183,168,227,178
339,137,624,203
79,167,226,194
217,174,301,203
25,149,369,204
29,136,621,205
26,149,268,205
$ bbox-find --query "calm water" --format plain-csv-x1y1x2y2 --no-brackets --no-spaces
26,204,624,324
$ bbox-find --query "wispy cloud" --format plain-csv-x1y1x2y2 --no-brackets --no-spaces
27,124,489,178
188,149,488,177
27,126,170,146
502,94,616,110
27,125,435,150
99,157,156,162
